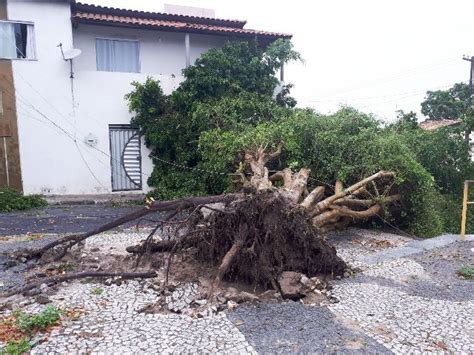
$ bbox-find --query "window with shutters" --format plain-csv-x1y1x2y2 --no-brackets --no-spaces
0,21,36,60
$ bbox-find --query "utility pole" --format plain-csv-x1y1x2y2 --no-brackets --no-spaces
462,55,474,142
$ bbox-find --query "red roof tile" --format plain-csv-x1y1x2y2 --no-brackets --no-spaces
72,2,292,40
74,2,246,28
419,119,462,131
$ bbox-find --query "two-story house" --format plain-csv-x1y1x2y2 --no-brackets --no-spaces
0,0,291,195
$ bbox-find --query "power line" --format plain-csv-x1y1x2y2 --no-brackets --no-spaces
301,80,469,106
74,140,108,189
15,72,104,134
3,73,97,141
2,72,117,187
7,85,244,187
1,87,145,186
5,83,242,186
3,86,77,141
300,57,461,101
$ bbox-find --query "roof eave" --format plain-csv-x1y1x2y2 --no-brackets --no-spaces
71,16,292,41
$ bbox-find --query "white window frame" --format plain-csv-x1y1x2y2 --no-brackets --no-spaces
95,37,141,73
0,20,37,61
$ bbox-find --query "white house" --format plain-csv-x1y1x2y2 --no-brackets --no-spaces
0,0,290,195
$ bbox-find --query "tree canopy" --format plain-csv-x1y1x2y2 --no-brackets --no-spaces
126,39,300,198
420,82,470,120
127,39,473,237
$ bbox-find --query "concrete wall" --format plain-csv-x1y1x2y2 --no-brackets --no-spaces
7,0,229,195
8,0,78,195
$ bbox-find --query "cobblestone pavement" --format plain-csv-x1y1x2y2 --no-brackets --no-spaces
0,229,473,354
328,238,474,354
29,281,255,354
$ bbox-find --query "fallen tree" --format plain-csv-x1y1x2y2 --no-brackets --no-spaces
9,145,401,296
125,145,399,290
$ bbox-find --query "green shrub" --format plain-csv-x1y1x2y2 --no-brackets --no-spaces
433,193,474,234
1,338,31,355
13,305,61,333
397,126,472,195
457,266,474,279
199,107,447,237
91,287,104,295
0,188,47,212
126,39,300,200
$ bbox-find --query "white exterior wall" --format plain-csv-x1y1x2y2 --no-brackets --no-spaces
8,0,228,195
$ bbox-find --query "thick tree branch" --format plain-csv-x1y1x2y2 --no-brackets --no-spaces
245,144,284,191
300,186,325,208
286,168,311,203
269,168,293,189
330,204,383,219
25,194,241,260
267,143,283,161
310,171,395,216
211,223,248,293
334,194,401,208
3,271,157,297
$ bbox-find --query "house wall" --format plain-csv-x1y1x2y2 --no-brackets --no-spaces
7,0,229,195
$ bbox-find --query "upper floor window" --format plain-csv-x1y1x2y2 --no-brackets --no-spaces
0,21,36,60
96,38,140,73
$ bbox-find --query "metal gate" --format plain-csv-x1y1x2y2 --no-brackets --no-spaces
109,124,142,191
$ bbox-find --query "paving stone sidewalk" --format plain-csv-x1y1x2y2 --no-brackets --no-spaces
0,229,472,354
29,281,255,354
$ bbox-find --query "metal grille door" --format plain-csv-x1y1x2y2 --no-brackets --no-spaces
109,124,142,191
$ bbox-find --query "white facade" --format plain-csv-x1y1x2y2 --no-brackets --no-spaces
6,0,230,195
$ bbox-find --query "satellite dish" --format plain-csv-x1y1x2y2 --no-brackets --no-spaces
63,48,82,60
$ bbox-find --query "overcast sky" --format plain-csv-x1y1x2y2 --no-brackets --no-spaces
88,0,474,122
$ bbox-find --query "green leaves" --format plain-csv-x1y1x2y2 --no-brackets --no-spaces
126,40,300,199
125,39,472,238
421,82,470,120
172,40,299,113
199,106,471,237
457,266,474,279
13,306,62,333
0,188,47,212
1,338,31,355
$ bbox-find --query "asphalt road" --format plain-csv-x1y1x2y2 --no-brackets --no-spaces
0,205,159,236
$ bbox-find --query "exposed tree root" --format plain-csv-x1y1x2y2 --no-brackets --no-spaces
2,271,157,297
126,240,177,254
211,223,247,292
190,192,347,289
